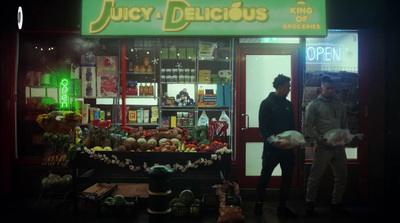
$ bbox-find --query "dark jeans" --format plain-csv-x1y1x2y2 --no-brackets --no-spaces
256,146,295,207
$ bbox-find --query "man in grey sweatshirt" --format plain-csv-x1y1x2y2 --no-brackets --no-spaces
304,76,348,214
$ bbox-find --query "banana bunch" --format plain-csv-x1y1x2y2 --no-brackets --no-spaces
178,141,186,152
36,114,49,126
42,153,67,167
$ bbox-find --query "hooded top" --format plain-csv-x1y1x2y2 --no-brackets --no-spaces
304,94,348,141
259,92,295,142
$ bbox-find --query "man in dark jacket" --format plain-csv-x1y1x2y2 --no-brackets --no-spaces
254,74,297,217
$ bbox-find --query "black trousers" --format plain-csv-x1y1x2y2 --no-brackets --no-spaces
256,146,295,207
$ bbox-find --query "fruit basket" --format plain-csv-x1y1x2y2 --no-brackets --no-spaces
170,202,202,218
169,189,203,219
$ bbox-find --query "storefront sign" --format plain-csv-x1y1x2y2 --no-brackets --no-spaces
82,0,326,36
306,45,342,63
60,79,69,109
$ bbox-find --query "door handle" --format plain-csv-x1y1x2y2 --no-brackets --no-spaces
241,113,249,130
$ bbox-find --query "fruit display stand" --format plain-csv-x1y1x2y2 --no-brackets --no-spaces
68,150,231,214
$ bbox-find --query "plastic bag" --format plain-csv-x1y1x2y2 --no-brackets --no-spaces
208,120,227,142
267,130,306,149
217,206,245,223
217,181,245,223
323,129,363,146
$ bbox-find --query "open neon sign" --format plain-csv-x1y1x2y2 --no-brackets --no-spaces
60,79,69,108
306,45,342,63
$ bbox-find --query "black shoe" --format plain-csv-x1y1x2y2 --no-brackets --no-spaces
305,201,315,215
254,202,263,215
277,206,297,218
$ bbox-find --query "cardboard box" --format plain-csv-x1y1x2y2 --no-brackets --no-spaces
129,110,137,123
143,110,149,123
216,84,223,107
162,116,170,127
82,183,117,200
224,84,231,106
170,116,177,128
199,70,211,83
110,183,149,198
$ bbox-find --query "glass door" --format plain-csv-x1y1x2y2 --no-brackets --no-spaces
236,43,301,188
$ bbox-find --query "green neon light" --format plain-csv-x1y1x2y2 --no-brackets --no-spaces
60,79,69,108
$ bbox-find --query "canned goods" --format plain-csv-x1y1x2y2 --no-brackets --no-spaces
140,65,146,73
144,58,150,66
134,65,140,73
146,65,153,73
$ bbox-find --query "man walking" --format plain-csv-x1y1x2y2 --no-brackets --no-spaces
304,76,349,214
254,74,297,217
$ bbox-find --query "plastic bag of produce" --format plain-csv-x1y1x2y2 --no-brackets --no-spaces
267,130,306,149
323,129,363,146
208,120,227,143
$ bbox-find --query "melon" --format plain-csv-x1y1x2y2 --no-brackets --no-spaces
179,189,195,205
169,197,182,206
171,202,188,216
113,195,127,206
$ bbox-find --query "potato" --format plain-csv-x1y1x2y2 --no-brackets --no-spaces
157,127,169,132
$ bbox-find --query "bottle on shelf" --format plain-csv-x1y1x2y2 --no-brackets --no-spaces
172,69,178,83
184,68,191,83
144,83,149,96
198,110,209,126
166,69,172,83
198,88,205,107
178,69,185,83
139,83,144,96
190,69,196,83
149,83,154,96
219,111,231,136
161,69,166,83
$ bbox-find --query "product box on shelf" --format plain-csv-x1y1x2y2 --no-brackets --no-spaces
199,70,211,83
162,116,170,127
216,84,231,107
151,107,158,123
119,106,130,123
82,104,90,124
81,66,96,97
96,56,119,97
129,110,137,123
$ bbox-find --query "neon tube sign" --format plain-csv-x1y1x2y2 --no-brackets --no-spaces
60,79,69,108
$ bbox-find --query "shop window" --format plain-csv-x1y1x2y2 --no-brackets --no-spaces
303,30,359,161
